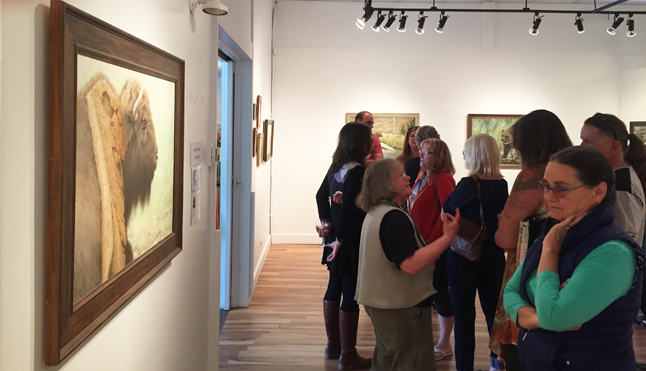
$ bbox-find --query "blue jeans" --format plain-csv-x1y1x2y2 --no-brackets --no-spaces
448,250,505,371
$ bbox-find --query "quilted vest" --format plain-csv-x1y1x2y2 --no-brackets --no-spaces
517,202,644,371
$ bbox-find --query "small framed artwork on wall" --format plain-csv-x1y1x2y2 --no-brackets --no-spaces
256,95,262,129
630,121,646,144
257,132,264,167
467,114,522,169
263,119,274,161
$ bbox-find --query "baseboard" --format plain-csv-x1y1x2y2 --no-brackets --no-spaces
253,237,272,288
271,234,321,244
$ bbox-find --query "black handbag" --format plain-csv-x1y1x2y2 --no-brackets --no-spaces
450,177,486,261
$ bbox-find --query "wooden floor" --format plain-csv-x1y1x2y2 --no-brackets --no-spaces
219,244,646,370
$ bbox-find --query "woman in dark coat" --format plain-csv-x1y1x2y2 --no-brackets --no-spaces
315,122,372,370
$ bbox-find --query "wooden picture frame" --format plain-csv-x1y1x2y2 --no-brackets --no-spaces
263,119,274,161
252,127,257,157
257,133,265,167
46,0,184,364
467,114,522,169
630,121,646,144
256,95,262,129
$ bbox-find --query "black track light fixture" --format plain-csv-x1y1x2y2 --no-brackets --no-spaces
382,11,396,32
416,12,428,34
575,13,585,34
627,14,636,37
398,12,408,33
607,14,624,35
529,13,543,35
435,12,449,33
356,6,375,30
372,11,386,32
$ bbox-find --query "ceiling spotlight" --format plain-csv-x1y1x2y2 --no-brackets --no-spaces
416,12,428,34
575,13,585,34
371,11,386,32
189,0,228,16
382,11,396,32
627,15,636,37
435,12,449,33
356,7,375,30
607,14,624,35
529,13,543,35
398,12,408,33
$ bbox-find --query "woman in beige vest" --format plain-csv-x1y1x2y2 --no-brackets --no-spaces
355,159,460,371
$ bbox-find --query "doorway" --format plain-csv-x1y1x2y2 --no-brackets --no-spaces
218,50,234,312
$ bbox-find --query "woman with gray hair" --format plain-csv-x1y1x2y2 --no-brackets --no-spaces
444,133,509,371
355,159,460,371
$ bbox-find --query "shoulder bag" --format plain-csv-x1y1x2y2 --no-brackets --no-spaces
450,177,486,261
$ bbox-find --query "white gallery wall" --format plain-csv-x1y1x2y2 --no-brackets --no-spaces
271,1,646,244
0,0,274,370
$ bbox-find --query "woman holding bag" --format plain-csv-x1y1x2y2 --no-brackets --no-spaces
489,110,572,371
444,134,509,371
315,123,373,370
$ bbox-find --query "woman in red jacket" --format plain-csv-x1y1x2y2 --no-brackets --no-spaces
408,138,456,361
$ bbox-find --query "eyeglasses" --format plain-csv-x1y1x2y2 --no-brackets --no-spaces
421,150,435,156
538,180,586,199
393,171,408,180
594,112,617,141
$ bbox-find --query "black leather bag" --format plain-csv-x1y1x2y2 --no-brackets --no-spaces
450,177,486,261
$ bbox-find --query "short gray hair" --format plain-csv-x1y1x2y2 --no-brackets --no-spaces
415,125,440,146
356,159,402,212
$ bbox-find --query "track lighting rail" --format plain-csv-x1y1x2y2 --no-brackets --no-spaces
366,7,646,15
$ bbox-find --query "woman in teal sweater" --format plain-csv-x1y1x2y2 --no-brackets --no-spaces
503,146,645,370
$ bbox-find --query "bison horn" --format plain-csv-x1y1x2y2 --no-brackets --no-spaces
132,84,144,121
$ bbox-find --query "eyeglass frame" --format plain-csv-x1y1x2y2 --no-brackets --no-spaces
593,112,618,141
538,179,587,199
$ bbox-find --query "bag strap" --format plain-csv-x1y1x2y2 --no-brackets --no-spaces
474,176,486,229
433,173,440,214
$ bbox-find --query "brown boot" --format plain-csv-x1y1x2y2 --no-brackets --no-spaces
338,310,371,370
324,300,341,359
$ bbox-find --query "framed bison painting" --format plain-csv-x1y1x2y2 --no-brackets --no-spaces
46,0,184,364
467,114,522,169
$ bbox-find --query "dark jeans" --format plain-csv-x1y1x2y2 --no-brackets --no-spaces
431,251,453,317
324,270,359,313
448,250,505,371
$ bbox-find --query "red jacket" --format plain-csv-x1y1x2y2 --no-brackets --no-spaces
408,170,456,243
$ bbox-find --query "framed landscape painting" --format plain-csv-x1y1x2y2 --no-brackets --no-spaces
46,0,184,364
345,113,420,160
467,114,522,168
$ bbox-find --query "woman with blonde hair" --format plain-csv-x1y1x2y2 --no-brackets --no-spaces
408,138,456,361
444,134,509,371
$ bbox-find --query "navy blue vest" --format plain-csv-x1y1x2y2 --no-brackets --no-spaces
517,202,645,371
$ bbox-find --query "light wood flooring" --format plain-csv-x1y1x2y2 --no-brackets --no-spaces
219,244,646,370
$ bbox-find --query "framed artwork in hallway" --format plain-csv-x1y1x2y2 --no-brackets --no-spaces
467,114,522,169
45,0,184,364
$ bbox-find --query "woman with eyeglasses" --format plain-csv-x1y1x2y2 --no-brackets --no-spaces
503,146,645,371
315,123,372,370
408,138,456,361
490,110,572,371
443,134,509,371
396,125,421,187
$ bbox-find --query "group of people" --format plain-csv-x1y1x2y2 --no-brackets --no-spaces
315,110,646,371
